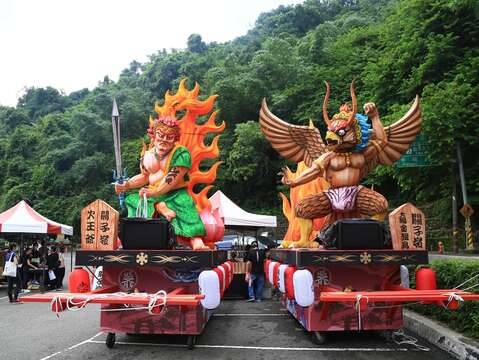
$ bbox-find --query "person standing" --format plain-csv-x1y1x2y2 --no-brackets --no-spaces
46,246,59,290
55,247,66,290
245,242,266,302
5,243,22,304
20,248,37,290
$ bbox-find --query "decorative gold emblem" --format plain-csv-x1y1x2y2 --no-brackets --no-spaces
136,252,149,266
89,254,131,263
375,254,400,262
330,254,356,262
313,255,330,262
360,252,372,264
151,255,198,264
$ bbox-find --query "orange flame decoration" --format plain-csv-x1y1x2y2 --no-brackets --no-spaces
146,79,225,212
280,162,330,242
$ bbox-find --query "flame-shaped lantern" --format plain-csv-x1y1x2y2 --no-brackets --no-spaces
280,162,329,242
146,79,226,245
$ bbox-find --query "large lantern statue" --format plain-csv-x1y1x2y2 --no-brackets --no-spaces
116,79,225,249
259,80,421,248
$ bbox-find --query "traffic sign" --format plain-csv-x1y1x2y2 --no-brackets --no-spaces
460,203,474,218
396,134,431,168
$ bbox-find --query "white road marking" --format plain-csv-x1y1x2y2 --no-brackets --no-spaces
38,332,102,360
38,351,62,360
214,313,288,316
0,296,9,300
88,340,414,351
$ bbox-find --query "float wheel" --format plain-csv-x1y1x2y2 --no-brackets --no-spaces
187,335,197,350
379,329,394,342
312,331,326,345
106,332,116,348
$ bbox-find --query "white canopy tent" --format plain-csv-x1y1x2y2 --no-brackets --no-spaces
209,190,277,228
0,200,73,235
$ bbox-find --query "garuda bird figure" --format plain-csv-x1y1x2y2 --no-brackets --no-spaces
259,80,421,248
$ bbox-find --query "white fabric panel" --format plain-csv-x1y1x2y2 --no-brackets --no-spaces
223,262,232,284
218,265,227,290
209,191,277,228
278,264,288,293
268,261,277,286
198,270,221,310
92,266,103,290
293,269,314,307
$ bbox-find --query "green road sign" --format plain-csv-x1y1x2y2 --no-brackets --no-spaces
396,134,431,168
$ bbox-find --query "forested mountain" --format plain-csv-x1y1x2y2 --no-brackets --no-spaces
0,0,478,240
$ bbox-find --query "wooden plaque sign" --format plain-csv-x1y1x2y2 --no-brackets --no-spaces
81,201,98,250
81,200,119,250
389,203,426,251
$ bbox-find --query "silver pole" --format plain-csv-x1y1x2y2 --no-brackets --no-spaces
456,143,468,204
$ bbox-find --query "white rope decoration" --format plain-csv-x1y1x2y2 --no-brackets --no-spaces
147,290,167,315
354,294,368,331
50,290,169,318
454,272,479,290
443,292,464,309
392,329,430,351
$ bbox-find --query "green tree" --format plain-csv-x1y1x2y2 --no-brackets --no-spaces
187,34,207,54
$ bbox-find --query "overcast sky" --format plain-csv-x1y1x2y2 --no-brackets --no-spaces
0,0,303,107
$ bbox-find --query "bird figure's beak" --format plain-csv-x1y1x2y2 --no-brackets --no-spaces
325,131,341,150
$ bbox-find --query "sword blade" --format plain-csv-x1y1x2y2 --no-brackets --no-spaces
111,98,122,179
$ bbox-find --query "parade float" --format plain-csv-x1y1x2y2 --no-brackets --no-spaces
259,80,479,344
20,80,234,349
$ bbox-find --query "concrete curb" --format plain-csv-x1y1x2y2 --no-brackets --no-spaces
429,254,479,262
404,309,479,360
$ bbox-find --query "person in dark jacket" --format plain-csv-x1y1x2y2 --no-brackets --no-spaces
55,247,66,290
20,248,38,290
5,243,22,303
245,242,266,302
46,246,59,290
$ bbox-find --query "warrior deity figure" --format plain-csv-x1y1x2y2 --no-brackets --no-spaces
115,115,208,250
259,80,421,248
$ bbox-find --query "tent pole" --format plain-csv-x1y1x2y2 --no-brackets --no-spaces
41,235,47,293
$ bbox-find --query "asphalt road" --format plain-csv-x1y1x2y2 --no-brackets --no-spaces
0,250,455,360
0,290,455,360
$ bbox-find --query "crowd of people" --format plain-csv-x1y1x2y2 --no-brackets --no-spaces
3,241,66,304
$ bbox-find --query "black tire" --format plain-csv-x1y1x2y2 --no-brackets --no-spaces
106,332,116,348
312,331,326,345
187,335,196,350
379,329,394,342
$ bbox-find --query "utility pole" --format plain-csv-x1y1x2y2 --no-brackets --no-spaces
452,171,459,253
456,143,475,250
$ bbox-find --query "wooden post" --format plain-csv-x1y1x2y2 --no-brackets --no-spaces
389,203,426,251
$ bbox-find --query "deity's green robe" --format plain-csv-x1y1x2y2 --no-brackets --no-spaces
125,146,206,238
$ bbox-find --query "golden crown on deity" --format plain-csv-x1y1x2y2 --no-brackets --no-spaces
332,104,354,121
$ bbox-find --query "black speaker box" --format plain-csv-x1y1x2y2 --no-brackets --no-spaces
336,219,388,250
120,217,175,250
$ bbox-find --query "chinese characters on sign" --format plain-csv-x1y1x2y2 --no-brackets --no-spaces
389,203,426,251
81,200,119,250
